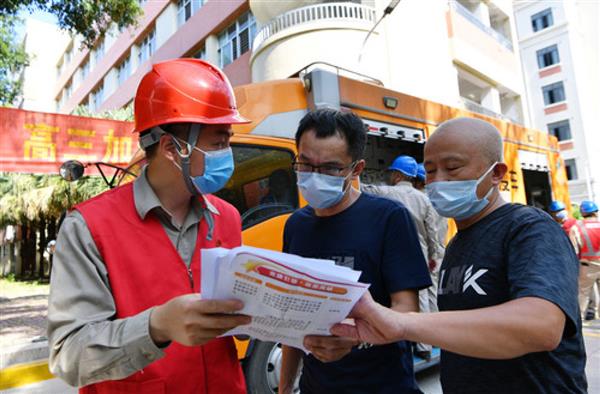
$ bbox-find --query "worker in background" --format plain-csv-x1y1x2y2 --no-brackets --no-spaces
569,200,600,321
549,200,577,235
362,155,445,360
414,161,449,270
413,163,426,191
48,59,251,392
332,117,587,393
279,109,431,394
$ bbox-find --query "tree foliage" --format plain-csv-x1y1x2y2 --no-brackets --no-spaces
0,173,109,227
0,0,142,105
72,103,134,121
1,0,143,47
0,15,29,106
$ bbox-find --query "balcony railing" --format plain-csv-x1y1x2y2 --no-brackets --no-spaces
460,97,520,124
252,2,376,53
450,1,514,51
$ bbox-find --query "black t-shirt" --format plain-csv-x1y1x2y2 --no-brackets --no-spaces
437,203,587,393
283,193,432,394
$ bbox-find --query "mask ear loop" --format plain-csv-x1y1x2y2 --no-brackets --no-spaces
172,124,202,196
342,161,359,195
476,161,498,201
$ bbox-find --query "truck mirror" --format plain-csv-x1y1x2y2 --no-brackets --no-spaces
46,240,56,256
60,160,85,182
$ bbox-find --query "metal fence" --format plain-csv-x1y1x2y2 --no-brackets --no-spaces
252,2,377,52
450,1,514,51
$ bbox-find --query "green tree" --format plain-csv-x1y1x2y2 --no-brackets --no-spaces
0,15,29,106
1,0,142,47
0,0,142,105
72,102,134,121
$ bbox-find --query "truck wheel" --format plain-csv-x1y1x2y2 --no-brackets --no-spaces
244,341,300,394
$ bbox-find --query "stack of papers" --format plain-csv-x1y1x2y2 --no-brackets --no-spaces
201,246,369,351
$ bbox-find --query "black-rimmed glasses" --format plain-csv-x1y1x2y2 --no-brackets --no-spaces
292,160,357,177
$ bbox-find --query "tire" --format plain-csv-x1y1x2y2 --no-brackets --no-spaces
243,341,300,394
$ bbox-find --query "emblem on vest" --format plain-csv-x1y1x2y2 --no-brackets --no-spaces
438,265,488,296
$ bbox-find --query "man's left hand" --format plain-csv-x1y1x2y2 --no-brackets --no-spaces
303,335,359,363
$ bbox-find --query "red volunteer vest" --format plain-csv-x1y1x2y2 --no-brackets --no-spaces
76,183,246,394
562,218,576,235
575,219,600,261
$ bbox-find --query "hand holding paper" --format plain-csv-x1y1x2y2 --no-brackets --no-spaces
201,246,370,352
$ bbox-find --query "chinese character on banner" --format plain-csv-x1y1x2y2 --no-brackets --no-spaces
23,123,59,161
102,129,133,163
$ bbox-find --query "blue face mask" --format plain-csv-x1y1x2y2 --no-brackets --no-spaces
172,145,234,194
425,162,497,220
191,147,234,194
296,171,352,209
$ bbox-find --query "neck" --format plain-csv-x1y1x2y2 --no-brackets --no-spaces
314,187,361,217
455,190,507,230
147,161,193,226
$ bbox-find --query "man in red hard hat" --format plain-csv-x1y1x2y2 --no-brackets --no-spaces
48,59,251,393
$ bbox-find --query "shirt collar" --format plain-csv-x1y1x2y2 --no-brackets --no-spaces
133,166,220,220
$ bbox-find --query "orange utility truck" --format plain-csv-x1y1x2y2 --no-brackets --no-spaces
122,65,571,393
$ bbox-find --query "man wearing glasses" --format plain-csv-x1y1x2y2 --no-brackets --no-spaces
278,108,431,394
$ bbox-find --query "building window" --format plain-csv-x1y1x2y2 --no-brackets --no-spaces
94,40,105,65
193,47,205,60
56,62,64,78
117,56,131,85
218,12,257,68
138,29,156,65
547,120,571,141
542,82,565,106
64,46,73,65
81,60,90,79
178,0,204,26
536,45,559,68
89,85,104,113
64,80,72,100
531,8,553,32
564,159,577,181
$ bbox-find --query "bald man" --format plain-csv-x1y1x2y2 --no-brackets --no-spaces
332,118,587,393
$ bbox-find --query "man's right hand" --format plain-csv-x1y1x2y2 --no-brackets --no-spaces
149,294,251,346
330,292,408,345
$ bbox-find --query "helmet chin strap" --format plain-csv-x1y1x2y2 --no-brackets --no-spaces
171,124,202,196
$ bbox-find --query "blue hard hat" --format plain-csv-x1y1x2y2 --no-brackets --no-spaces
416,163,426,181
580,200,598,215
389,155,418,177
549,200,566,212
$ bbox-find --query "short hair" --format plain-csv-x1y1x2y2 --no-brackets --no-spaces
295,108,366,161
142,123,192,159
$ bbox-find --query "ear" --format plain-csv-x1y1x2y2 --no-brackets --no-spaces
158,135,185,162
491,163,508,185
351,159,366,179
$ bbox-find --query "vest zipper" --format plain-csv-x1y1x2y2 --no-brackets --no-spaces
187,267,194,290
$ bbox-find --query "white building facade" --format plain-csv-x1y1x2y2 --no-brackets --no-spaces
50,0,529,128
514,0,599,203
250,0,530,125
18,18,70,112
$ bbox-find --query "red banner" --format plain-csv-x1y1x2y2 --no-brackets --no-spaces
0,107,136,175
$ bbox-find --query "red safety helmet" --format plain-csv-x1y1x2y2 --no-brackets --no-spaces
133,58,249,133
